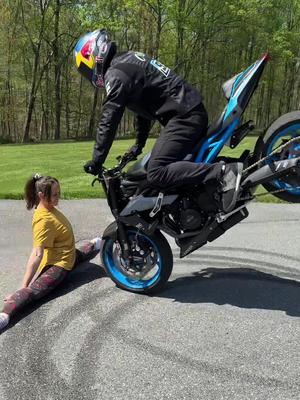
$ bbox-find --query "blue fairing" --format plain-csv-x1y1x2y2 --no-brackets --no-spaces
194,55,268,164
194,119,240,163
223,64,254,121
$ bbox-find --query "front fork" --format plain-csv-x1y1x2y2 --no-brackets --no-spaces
102,176,132,264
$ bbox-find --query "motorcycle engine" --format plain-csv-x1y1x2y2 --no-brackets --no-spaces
180,208,204,230
176,196,207,231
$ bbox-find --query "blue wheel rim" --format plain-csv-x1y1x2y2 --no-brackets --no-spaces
266,124,300,195
103,230,162,290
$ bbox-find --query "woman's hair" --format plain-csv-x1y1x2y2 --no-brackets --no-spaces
24,174,59,210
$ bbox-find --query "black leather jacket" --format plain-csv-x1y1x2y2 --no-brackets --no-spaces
92,51,203,165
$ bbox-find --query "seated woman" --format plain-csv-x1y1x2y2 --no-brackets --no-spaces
0,174,101,331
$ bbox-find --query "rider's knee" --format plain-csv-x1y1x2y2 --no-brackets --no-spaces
147,167,164,187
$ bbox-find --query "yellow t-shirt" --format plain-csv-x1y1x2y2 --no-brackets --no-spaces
32,207,76,275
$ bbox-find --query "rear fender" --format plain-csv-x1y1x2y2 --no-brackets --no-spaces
252,133,265,163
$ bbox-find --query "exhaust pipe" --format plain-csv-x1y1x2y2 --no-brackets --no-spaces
241,157,300,189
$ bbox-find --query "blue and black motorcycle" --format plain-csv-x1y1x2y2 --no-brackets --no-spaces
95,53,300,294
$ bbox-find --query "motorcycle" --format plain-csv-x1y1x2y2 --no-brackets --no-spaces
93,53,300,294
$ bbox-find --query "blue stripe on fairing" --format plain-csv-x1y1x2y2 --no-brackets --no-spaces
103,231,162,289
222,70,247,120
231,64,254,94
267,124,300,194
223,98,238,121
224,62,258,121
194,119,240,163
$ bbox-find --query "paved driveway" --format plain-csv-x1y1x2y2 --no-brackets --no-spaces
0,200,299,400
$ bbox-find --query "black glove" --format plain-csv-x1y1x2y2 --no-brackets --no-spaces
126,144,143,158
83,160,102,175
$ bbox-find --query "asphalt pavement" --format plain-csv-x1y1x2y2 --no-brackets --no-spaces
0,200,300,400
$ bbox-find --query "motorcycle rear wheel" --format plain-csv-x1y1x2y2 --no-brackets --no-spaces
255,111,300,203
101,224,173,294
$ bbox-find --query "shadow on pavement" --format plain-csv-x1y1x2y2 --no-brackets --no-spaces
1,261,106,333
160,267,300,317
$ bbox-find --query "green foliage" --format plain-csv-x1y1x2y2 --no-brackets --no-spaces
0,138,142,199
0,138,283,202
1,0,300,142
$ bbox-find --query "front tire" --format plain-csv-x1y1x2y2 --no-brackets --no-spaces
101,225,173,294
255,111,300,203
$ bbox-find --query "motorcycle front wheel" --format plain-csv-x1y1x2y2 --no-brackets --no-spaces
255,111,300,203
101,224,173,294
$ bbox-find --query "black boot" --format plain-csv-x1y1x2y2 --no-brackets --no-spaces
218,162,243,213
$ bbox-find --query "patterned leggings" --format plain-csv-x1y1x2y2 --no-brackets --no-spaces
2,241,98,317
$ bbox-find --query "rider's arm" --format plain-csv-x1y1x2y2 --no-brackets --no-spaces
21,246,44,288
135,115,152,150
92,73,129,166
21,216,55,288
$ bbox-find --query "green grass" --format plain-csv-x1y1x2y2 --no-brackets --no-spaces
0,137,282,202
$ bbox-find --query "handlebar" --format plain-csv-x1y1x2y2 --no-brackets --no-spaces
116,151,138,169
91,152,138,186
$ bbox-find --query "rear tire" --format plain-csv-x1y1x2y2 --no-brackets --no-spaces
255,111,300,203
101,225,173,294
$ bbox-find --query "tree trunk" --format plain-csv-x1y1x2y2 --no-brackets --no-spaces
88,89,99,138
45,64,50,140
265,65,275,126
54,0,61,140
175,0,186,74
23,54,38,143
285,61,296,113
64,64,71,138
153,0,163,59
277,60,289,117
76,77,83,138
22,1,49,143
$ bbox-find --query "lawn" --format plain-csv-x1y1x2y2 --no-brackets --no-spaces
0,137,281,202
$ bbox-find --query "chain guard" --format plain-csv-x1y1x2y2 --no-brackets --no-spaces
280,138,300,159
241,136,300,201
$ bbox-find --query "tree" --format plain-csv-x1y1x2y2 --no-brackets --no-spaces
21,0,52,143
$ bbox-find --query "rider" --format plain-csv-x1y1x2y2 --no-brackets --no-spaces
74,29,242,213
